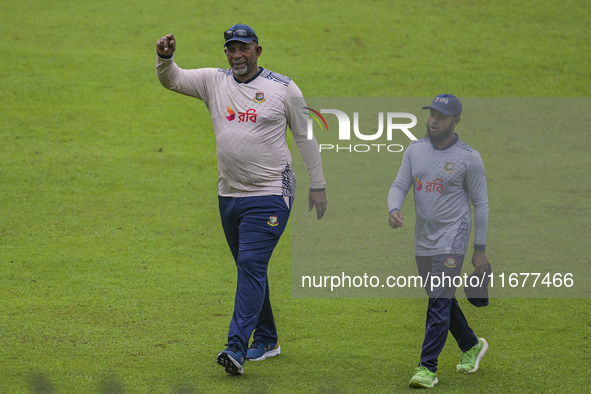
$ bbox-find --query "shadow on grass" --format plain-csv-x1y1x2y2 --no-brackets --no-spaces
27,370,55,394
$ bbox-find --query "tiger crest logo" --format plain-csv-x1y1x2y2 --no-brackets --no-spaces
253,91,266,103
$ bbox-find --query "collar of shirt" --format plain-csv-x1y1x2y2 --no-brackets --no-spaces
430,133,460,150
233,67,264,84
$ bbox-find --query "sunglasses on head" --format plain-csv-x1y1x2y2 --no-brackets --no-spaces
224,29,258,41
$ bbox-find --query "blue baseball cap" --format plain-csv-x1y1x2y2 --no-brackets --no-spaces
224,23,258,46
463,261,492,307
422,94,462,117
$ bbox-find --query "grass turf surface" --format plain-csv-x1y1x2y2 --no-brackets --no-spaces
1,0,590,392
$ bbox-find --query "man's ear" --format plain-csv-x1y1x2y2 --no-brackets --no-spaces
255,44,262,58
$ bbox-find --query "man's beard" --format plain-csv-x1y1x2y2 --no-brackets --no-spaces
232,62,249,76
426,122,455,145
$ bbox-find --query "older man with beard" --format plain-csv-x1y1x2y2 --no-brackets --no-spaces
156,24,327,375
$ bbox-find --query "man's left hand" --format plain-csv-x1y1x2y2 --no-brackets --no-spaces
471,249,488,274
308,190,327,220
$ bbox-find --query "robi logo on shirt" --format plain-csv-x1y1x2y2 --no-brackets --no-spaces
226,106,236,121
226,106,258,123
415,177,444,194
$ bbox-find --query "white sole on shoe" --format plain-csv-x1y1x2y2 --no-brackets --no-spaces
409,377,438,388
248,344,281,362
468,338,488,373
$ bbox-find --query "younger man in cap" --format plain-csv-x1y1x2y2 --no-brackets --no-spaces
388,94,489,388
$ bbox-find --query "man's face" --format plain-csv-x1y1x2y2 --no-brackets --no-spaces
224,41,261,78
426,109,460,145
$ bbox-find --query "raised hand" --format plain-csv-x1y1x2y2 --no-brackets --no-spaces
156,33,176,57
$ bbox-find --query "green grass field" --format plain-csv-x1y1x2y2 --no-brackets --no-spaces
1,0,590,392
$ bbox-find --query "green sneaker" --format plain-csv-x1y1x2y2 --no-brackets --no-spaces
457,338,488,373
409,366,438,389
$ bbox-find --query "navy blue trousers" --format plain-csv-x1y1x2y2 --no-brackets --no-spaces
218,195,291,355
416,255,479,372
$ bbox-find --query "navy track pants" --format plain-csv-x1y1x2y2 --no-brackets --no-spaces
218,195,291,355
416,254,479,372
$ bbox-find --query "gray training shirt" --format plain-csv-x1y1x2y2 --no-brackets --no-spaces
156,56,326,198
388,134,488,256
